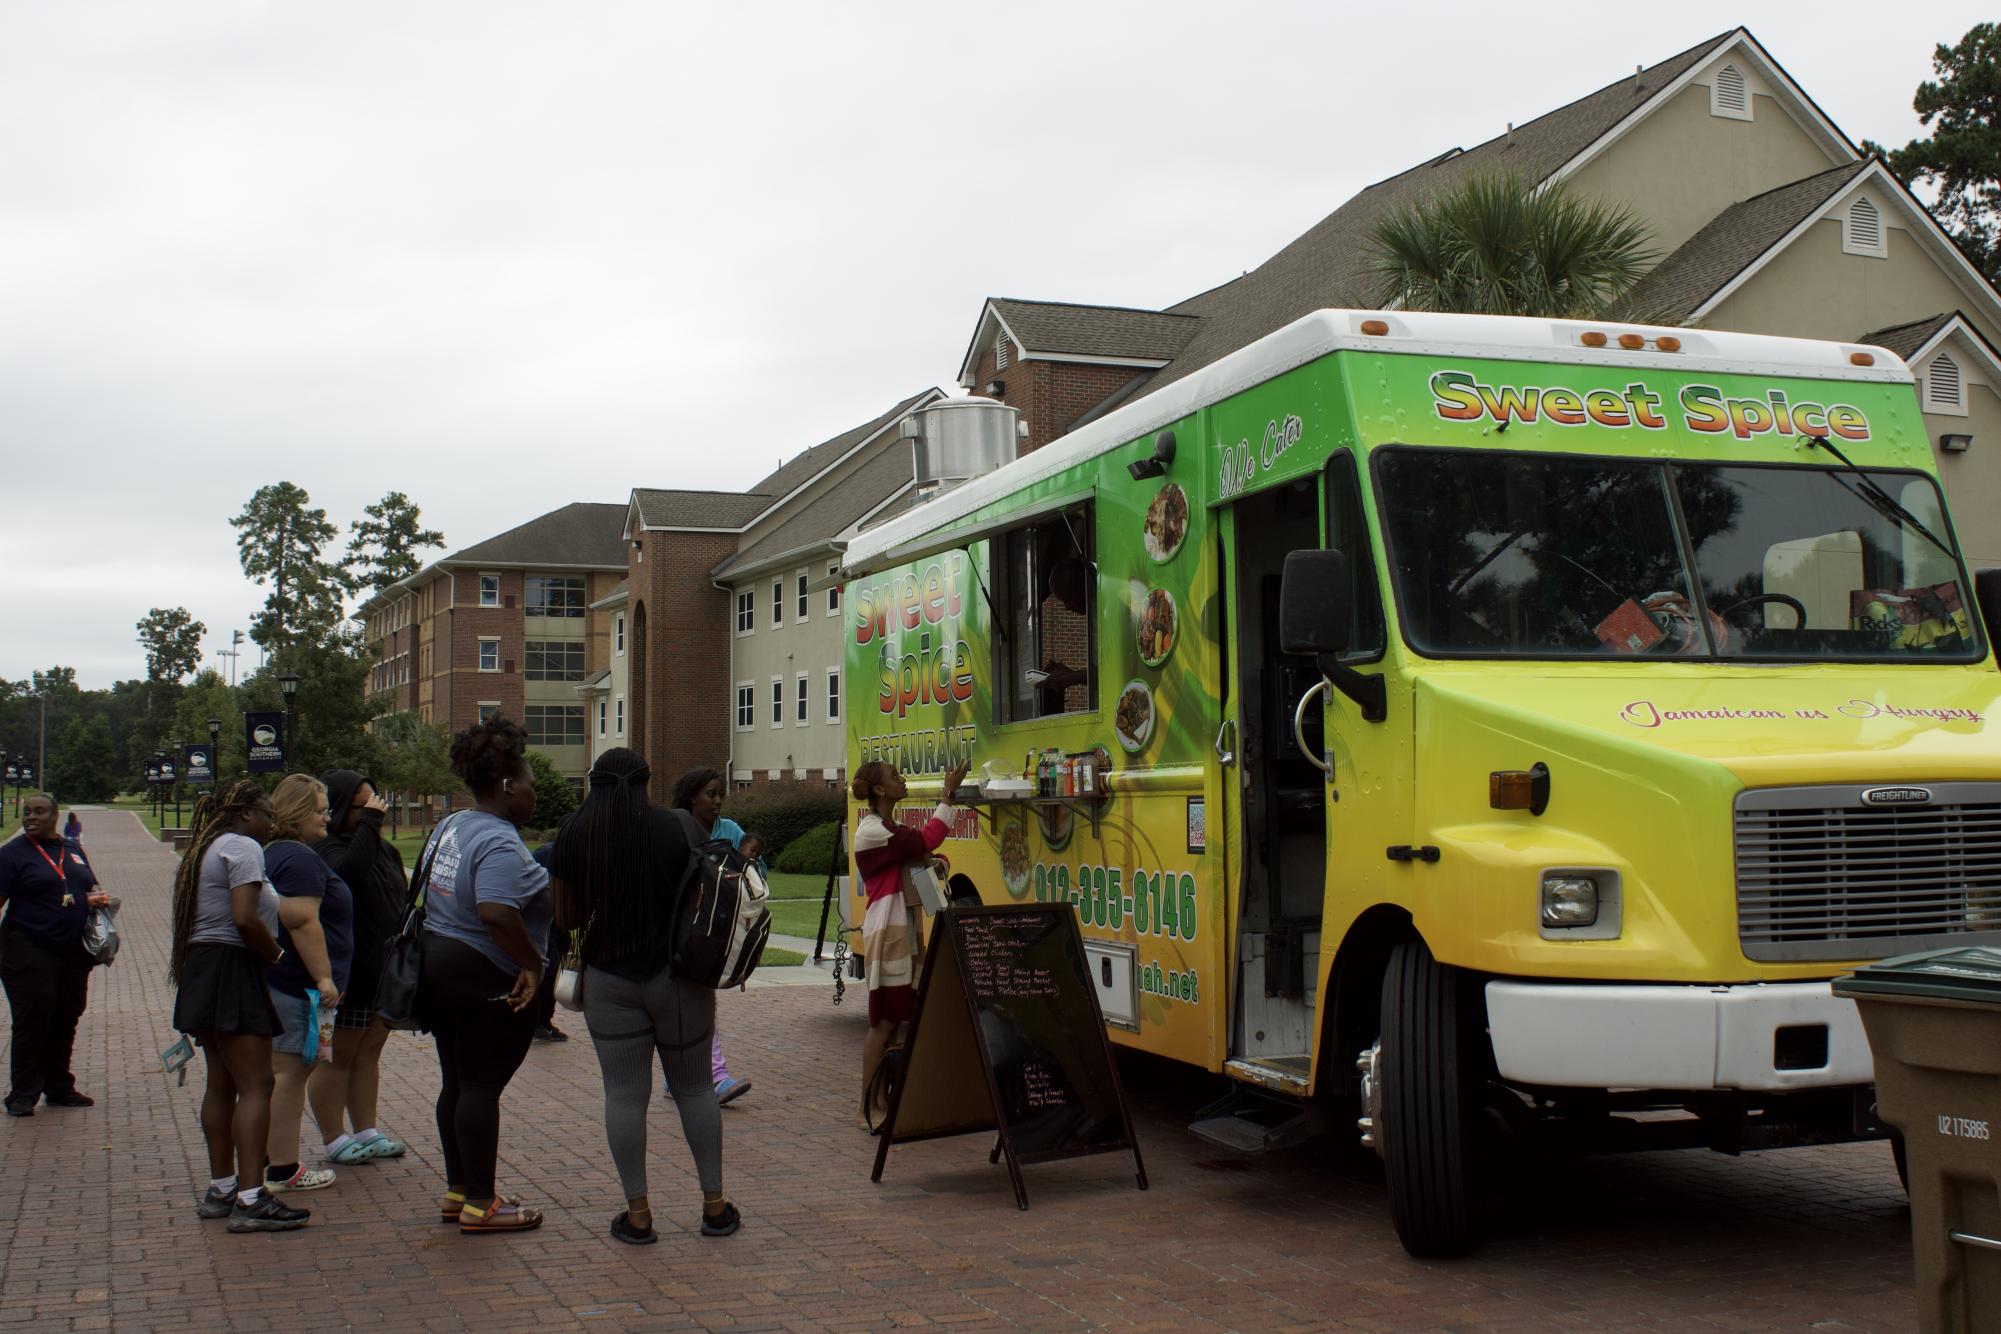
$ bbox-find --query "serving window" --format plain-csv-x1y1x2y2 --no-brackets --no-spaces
992,505,1096,722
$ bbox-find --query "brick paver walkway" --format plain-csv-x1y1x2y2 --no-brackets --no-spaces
0,812,1919,1331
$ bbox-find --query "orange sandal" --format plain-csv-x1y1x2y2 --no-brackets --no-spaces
439,1190,466,1222
459,1197,542,1234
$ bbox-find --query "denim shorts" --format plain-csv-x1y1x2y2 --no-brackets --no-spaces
268,986,335,1056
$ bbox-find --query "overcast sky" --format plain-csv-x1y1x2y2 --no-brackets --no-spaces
2,1,1990,687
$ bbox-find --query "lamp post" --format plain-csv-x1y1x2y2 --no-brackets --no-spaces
150,751,167,825
0,748,9,822
277,672,301,768
164,742,181,827
207,717,223,785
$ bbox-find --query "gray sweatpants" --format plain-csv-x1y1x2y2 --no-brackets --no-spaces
582,963,722,1199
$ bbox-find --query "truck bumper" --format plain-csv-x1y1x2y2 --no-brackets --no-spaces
1484,979,1875,1093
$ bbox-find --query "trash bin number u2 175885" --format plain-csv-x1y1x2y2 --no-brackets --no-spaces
1835,946,2001,1334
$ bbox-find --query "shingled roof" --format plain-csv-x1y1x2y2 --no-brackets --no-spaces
1620,160,1870,322
449,502,628,567
743,389,938,507
631,490,773,531
1859,311,1956,361
1130,31,1738,397
992,299,1201,361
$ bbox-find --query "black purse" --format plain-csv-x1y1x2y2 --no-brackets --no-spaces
373,813,461,1031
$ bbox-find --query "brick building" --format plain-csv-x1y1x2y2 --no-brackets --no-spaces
359,502,628,784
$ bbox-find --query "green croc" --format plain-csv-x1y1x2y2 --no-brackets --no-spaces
363,1134,407,1159
327,1139,375,1165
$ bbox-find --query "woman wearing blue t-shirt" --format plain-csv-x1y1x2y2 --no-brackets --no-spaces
260,774,353,1197
417,715,551,1234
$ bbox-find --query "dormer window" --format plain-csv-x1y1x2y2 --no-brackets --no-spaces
1925,350,1966,414
1844,195,1886,257
1710,61,1751,120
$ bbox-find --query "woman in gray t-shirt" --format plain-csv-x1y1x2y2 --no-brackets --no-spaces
168,779,310,1235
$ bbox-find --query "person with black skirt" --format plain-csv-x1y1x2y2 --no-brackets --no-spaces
308,769,411,1165
0,793,110,1117
417,715,552,1234
169,779,311,1233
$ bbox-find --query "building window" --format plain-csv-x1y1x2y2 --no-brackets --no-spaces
735,684,755,730
771,678,783,727
1710,61,1750,119
477,702,501,724
614,613,626,656
1843,195,1886,256
524,639,585,681
735,590,755,635
827,669,840,721
596,699,608,737
479,574,500,607
525,575,586,617
615,696,625,736
994,505,1095,722
827,564,841,616
796,673,809,724
797,571,809,621
524,704,586,747
478,638,500,672
771,579,783,627
1926,350,1966,413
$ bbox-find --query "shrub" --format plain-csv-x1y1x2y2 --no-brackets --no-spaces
774,821,841,875
721,780,843,859
525,752,579,829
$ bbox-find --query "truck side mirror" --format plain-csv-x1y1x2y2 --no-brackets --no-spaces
1280,549,1353,656
1977,569,2001,654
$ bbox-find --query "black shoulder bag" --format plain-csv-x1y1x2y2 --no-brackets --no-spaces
373,813,461,1032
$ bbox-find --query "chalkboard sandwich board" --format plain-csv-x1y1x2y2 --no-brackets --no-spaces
870,903,1147,1209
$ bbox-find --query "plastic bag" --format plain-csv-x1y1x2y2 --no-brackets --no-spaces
81,904,120,966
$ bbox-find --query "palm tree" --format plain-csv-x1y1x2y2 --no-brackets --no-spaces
1365,172,1667,320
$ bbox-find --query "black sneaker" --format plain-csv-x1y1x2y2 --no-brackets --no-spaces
532,1025,568,1043
197,1186,236,1219
44,1090,93,1108
226,1193,310,1232
3,1097,34,1118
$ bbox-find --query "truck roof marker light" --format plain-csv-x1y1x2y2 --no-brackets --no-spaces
1490,762,1551,815
1850,351,1876,366
1359,319,1390,336
1655,335,1681,352
1580,331,1608,348
1618,333,1645,350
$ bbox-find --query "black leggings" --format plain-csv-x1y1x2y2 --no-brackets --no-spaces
418,934,534,1199
0,928,91,1103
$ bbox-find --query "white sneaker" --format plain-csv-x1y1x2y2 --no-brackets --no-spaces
268,1166,336,1193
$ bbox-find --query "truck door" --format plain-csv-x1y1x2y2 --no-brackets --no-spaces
1218,476,1327,1092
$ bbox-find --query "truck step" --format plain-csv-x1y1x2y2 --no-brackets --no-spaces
1187,1104,1326,1154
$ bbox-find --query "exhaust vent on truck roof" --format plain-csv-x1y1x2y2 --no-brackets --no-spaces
899,397,1028,499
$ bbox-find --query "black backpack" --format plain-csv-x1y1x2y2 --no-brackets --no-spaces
667,810,773,988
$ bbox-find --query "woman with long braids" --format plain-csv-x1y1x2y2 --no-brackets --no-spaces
853,757,968,1129
169,779,311,1233
416,715,551,1234
550,747,736,1244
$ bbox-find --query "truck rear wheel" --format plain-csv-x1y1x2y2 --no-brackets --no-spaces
1378,939,1483,1257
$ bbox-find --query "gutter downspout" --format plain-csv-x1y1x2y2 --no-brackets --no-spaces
709,566,738,788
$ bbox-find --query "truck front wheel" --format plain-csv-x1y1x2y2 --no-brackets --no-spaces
1377,939,1484,1257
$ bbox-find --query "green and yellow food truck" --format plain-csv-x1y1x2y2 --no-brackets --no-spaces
840,309,2001,1255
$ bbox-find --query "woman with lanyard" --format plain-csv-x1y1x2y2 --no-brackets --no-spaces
0,793,110,1117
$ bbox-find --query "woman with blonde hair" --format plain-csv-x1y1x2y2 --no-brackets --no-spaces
259,774,354,1197
852,757,967,1128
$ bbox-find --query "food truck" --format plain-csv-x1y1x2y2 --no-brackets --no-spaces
839,309,2001,1256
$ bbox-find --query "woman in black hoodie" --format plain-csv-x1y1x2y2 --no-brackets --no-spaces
303,770,411,1165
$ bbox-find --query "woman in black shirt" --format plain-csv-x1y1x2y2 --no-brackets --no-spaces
0,794,110,1116
550,747,737,1244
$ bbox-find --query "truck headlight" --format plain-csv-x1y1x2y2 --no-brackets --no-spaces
1541,874,1599,927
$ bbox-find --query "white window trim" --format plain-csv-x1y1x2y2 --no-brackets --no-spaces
614,612,626,656
735,589,755,637
795,670,810,725
796,569,810,622
1842,194,1887,258
826,564,842,616
735,681,756,732
771,579,784,628
827,667,841,722
615,695,625,737
478,573,501,608
1923,349,1969,417
596,699,608,737
477,637,501,672
770,675,784,728
476,700,502,724
1709,60,1751,121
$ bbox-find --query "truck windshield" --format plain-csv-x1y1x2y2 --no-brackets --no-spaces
1376,447,1983,662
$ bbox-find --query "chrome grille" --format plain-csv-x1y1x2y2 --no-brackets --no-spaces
1735,783,2001,962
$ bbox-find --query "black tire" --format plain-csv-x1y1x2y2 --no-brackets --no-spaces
1379,939,1482,1257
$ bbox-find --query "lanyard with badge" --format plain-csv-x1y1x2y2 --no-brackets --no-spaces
31,841,75,908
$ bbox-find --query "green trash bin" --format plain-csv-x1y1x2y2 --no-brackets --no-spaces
1836,946,2001,1334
